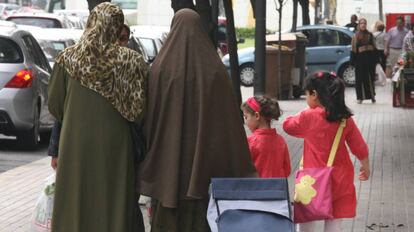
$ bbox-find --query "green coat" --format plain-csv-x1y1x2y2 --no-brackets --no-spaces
48,64,143,232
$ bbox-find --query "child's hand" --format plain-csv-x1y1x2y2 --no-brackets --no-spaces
359,166,370,181
359,158,370,181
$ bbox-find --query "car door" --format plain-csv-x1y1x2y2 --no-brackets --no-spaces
299,28,348,75
21,35,53,128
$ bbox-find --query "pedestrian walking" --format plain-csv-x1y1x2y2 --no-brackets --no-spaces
373,21,387,71
385,16,409,75
283,71,370,232
351,18,377,104
241,96,291,178
48,23,133,165
137,9,257,232
403,24,414,53
47,3,148,232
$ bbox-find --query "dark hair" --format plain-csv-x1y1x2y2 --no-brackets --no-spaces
304,71,353,122
241,96,282,121
121,24,130,37
396,16,404,22
411,23,414,30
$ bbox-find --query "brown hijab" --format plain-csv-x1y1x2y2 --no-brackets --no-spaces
138,9,257,208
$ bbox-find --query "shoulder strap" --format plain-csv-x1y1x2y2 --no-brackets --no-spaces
300,119,346,169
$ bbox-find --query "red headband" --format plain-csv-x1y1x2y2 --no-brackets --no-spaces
246,97,261,112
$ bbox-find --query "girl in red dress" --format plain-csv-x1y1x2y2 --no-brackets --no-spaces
283,71,370,232
242,96,291,178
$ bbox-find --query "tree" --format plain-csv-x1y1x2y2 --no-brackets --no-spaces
87,0,111,12
378,0,383,21
299,0,310,25
274,0,288,99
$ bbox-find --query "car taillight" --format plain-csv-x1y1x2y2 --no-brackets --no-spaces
5,69,33,88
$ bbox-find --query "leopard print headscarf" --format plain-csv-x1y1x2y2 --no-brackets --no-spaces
55,2,147,122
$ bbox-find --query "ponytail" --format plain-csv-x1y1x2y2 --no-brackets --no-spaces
304,71,353,122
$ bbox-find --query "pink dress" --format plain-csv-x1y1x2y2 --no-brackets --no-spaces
283,107,368,218
247,128,291,178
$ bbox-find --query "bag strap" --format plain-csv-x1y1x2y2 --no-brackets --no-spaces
300,119,346,169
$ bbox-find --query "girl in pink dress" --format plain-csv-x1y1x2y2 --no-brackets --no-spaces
283,71,370,232
242,96,291,178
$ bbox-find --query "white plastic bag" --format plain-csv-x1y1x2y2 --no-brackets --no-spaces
29,173,55,232
375,63,386,86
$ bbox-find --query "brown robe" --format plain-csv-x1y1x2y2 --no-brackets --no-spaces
138,9,257,209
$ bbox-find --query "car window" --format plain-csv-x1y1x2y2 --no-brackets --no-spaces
139,38,157,58
315,29,340,46
8,17,62,28
0,37,23,63
339,31,352,45
299,29,317,47
22,35,50,72
38,40,67,63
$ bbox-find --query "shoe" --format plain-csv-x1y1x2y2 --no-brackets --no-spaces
357,100,362,104
372,98,376,103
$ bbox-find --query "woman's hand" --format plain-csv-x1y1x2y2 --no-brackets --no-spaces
359,158,370,181
51,157,58,170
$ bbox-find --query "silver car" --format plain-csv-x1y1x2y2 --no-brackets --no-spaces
0,22,53,147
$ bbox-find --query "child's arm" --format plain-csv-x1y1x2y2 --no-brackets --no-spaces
282,110,309,138
345,118,370,181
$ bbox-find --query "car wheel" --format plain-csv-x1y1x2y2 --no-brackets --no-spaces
339,63,355,86
17,106,39,148
240,63,255,87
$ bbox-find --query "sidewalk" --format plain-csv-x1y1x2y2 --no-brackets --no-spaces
0,81,413,232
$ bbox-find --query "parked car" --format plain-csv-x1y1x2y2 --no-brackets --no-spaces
6,12,72,28
222,24,356,87
22,27,79,67
0,22,53,147
130,25,168,62
0,3,20,20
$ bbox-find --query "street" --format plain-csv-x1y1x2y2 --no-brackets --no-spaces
0,136,48,174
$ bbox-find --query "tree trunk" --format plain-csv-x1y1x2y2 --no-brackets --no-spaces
87,0,111,12
277,1,283,100
298,0,310,25
292,0,298,31
378,0,383,21
223,0,242,107
253,0,266,96
171,0,195,13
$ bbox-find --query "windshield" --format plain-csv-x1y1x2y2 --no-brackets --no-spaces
38,40,67,62
0,37,23,63
8,17,62,28
112,0,137,9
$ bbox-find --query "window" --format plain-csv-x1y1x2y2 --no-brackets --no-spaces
339,31,352,45
7,17,62,28
22,35,51,72
299,29,317,47
138,38,157,58
112,0,137,9
315,29,340,46
0,37,23,63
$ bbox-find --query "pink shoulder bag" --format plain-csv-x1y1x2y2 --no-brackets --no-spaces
293,120,346,223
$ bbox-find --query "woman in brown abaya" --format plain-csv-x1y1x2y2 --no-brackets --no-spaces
138,9,257,232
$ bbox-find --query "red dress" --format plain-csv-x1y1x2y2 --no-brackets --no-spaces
283,107,368,219
247,128,291,178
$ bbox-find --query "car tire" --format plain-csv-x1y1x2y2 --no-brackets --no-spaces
17,106,39,148
339,63,355,86
240,63,255,87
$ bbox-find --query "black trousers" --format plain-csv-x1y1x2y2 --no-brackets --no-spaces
355,51,376,100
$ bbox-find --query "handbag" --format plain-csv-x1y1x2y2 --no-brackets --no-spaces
207,178,294,232
293,119,346,223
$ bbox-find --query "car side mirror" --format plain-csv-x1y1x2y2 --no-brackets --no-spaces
237,38,245,44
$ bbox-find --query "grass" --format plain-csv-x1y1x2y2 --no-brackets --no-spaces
238,38,254,49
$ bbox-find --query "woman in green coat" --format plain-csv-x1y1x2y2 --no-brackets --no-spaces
48,3,147,232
